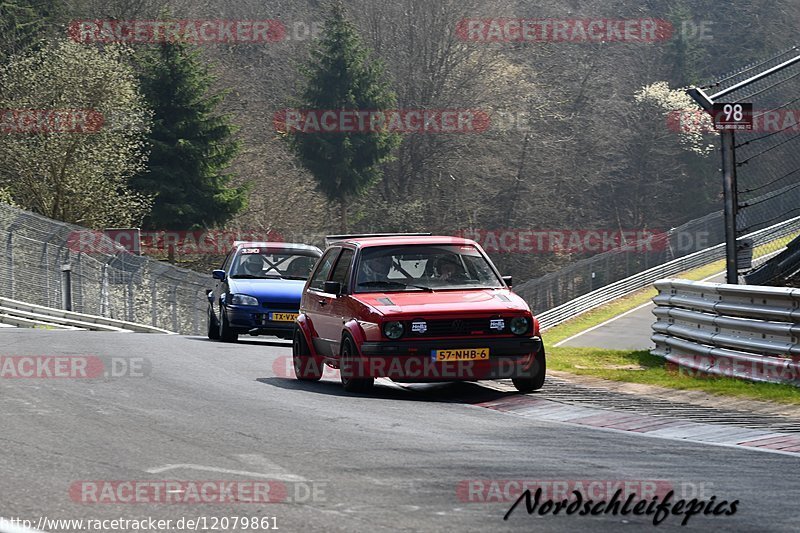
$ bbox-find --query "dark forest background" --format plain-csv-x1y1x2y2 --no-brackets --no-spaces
2,0,797,280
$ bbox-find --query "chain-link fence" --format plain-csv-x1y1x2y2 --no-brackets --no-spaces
696,47,800,265
0,202,210,334
516,48,800,313
513,211,711,314
513,213,800,315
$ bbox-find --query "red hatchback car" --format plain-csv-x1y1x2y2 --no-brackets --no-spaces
292,235,545,393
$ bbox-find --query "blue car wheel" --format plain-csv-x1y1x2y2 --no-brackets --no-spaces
218,304,239,343
207,306,220,340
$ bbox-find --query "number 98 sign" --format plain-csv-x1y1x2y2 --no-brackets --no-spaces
712,102,753,131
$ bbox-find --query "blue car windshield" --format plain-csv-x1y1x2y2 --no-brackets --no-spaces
230,248,319,280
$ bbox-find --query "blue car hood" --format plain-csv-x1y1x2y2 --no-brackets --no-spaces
228,278,305,303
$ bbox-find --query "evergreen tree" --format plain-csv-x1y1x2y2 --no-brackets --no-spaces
0,0,52,62
288,0,399,231
132,41,247,230
664,1,709,86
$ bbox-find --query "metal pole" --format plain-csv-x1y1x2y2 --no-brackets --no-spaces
61,264,72,311
721,131,739,283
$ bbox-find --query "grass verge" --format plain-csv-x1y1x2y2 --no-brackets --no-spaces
540,232,800,403
548,346,800,404
542,260,723,346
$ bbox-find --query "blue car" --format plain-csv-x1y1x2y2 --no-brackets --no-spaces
207,241,322,342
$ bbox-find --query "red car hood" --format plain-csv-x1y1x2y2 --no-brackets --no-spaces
354,289,530,316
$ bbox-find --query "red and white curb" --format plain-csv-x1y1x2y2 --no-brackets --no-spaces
474,396,800,456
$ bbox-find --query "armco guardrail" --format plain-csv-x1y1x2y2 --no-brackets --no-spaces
533,215,800,330
651,278,800,385
0,296,174,333
1,203,211,334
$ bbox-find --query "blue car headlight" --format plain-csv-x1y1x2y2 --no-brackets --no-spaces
230,294,259,306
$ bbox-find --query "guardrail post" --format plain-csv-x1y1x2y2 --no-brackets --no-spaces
126,279,134,321
61,263,72,311
42,241,49,306
6,232,14,298
72,254,83,313
193,293,200,335
101,264,110,317
151,278,158,327
169,285,178,332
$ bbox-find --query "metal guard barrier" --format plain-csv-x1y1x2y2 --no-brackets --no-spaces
651,278,800,385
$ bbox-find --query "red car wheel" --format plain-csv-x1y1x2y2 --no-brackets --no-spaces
512,346,546,393
340,337,374,393
293,328,323,381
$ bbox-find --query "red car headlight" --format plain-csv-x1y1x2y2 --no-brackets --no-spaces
383,321,405,339
509,316,531,335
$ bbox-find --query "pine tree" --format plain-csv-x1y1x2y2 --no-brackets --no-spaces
132,41,247,230
288,0,400,231
0,0,52,62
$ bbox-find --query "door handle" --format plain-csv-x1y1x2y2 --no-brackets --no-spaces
318,299,328,306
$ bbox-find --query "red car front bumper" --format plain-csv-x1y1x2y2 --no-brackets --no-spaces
346,336,542,381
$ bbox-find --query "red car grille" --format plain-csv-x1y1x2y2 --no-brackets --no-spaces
406,318,508,337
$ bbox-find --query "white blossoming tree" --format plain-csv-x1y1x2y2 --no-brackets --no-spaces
634,81,716,156
0,40,152,227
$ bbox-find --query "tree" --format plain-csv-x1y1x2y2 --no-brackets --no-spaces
0,0,50,62
131,41,247,230
288,0,400,232
0,40,152,227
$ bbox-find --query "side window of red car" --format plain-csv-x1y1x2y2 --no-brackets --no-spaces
309,248,339,291
329,248,354,291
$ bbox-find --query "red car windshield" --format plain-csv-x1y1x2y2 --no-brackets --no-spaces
354,244,503,292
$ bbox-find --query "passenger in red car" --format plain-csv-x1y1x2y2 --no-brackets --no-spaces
360,254,394,283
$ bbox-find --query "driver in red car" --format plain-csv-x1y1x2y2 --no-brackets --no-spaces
435,255,467,282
